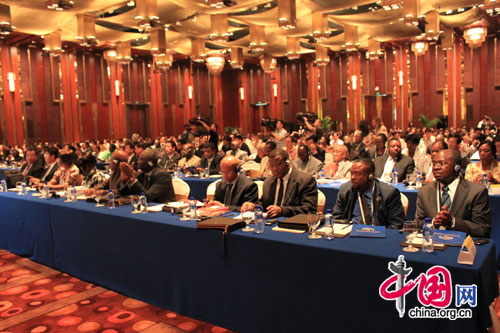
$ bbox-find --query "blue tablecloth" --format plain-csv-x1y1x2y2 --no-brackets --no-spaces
0,191,497,332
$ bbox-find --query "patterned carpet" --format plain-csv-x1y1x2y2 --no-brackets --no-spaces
0,250,233,333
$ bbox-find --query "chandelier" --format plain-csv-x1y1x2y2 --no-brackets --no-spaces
260,54,277,73
286,37,300,60
411,41,428,55
154,53,173,71
312,12,330,40
116,41,133,64
230,47,244,70
191,38,206,63
150,27,166,56
249,25,267,53
42,30,62,57
46,0,74,11
76,14,98,47
135,0,160,32
314,45,330,66
367,38,383,60
278,0,296,30
206,54,225,76
0,4,14,35
464,27,487,48
210,14,230,43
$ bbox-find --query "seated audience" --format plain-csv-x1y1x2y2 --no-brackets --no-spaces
324,145,352,180
465,141,500,185
31,147,59,186
48,149,83,190
79,153,107,189
374,138,415,182
21,147,45,182
197,142,223,175
292,144,324,176
178,143,201,170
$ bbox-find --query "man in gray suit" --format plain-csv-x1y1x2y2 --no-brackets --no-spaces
375,138,415,182
415,150,491,238
332,159,405,229
292,144,323,176
242,149,317,217
211,156,258,211
324,145,352,179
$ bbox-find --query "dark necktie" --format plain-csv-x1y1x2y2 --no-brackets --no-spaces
143,175,150,189
276,179,284,206
224,183,233,206
441,185,451,209
361,193,372,225
23,164,31,178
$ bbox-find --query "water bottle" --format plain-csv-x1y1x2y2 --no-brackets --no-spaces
44,182,50,199
139,192,147,213
205,166,210,178
482,174,491,193
21,180,27,195
107,189,115,209
189,196,197,221
422,218,434,253
254,204,264,234
70,185,77,202
392,169,398,185
0,179,7,192
416,172,422,188
324,209,334,240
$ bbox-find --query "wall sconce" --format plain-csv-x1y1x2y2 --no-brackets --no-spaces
239,87,244,100
351,75,357,90
8,72,15,92
114,80,120,96
398,70,403,86
188,85,193,100
273,83,278,98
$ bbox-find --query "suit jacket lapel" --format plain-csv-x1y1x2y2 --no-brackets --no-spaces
450,178,467,216
283,170,297,206
428,181,439,214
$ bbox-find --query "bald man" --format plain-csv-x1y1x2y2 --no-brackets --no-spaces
119,149,175,203
210,156,258,211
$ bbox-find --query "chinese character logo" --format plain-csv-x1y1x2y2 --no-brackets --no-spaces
456,285,477,307
379,255,453,317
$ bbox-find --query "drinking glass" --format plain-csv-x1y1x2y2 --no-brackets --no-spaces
180,203,190,221
406,174,415,187
242,211,255,232
16,181,22,195
39,183,46,199
403,221,419,252
130,195,140,214
307,212,322,239
95,191,104,207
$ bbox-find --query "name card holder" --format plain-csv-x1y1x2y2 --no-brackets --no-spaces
457,236,477,265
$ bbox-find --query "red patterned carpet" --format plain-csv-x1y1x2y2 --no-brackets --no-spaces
0,250,233,333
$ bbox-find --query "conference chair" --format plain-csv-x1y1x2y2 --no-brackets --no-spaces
318,190,326,213
206,179,221,201
172,178,190,201
400,192,409,217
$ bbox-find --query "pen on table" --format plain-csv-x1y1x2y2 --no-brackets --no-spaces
341,221,354,230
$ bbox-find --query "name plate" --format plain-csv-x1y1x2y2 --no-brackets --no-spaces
350,224,386,238
433,230,466,246
457,236,477,265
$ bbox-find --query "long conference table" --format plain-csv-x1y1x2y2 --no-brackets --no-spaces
182,176,500,266
0,191,498,332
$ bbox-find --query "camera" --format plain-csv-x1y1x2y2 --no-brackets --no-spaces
261,117,277,130
297,112,318,124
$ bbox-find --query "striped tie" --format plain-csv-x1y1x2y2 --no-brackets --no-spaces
361,194,372,225
441,185,451,209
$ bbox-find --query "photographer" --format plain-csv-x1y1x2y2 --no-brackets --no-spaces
197,119,219,148
271,120,287,150
303,116,324,138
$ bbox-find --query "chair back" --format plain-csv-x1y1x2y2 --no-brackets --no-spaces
400,192,409,216
318,190,326,213
206,179,221,201
172,178,190,201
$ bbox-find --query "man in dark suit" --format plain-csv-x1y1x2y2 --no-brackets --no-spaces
375,138,415,182
124,141,138,168
31,147,59,186
242,149,317,217
197,142,223,175
210,156,258,211
347,131,368,161
159,140,180,171
332,159,405,229
416,150,491,238
21,147,45,182
119,149,176,203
